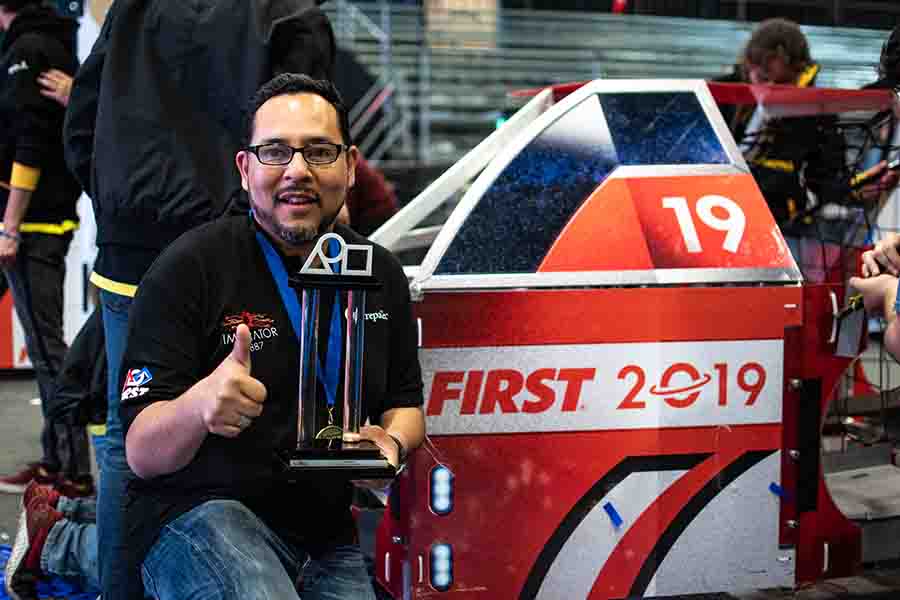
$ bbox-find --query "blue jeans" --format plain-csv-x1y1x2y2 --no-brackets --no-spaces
98,290,140,599
91,430,107,473
141,500,376,600
42,496,100,593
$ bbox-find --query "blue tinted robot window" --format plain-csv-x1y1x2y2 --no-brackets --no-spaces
599,93,728,166
435,92,728,275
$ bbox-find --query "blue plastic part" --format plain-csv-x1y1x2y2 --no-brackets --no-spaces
603,501,624,528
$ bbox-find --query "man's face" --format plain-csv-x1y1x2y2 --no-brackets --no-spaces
236,92,359,253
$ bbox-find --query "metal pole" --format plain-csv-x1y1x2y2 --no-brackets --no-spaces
418,9,431,165
380,0,394,153
380,0,392,83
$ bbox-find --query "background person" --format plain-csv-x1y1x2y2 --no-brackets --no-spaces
850,234,900,360
730,18,847,240
0,0,81,494
1,64,97,504
36,67,71,106
345,157,399,236
62,2,335,598
856,25,900,205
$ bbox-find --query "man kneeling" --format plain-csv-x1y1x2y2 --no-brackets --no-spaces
120,74,425,599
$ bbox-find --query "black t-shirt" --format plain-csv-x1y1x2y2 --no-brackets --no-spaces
119,216,423,568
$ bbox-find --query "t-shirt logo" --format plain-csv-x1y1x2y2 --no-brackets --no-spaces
343,308,390,323
122,367,153,400
223,311,274,331
365,310,389,322
124,367,153,387
221,311,279,346
7,60,29,76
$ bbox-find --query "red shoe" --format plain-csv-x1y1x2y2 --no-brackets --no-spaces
4,497,63,600
22,480,60,511
0,463,57,494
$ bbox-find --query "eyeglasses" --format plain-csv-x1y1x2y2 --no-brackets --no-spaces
245,142,347,166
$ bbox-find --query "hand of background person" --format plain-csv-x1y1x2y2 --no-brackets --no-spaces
858,161,900,203
37,69,73,107
198,324,267,438
861,233,900,277
0,235,19,268
849,274,898,314
880,167,900,196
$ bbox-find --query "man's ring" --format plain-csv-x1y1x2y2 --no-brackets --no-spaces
238,415,251,429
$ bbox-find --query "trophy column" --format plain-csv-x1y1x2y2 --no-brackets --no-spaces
297,287,322,447
280,233,396,479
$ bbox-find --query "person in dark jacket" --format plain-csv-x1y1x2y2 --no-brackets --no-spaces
45,306,106,487
855,25,900,201
62,2,335,598
0,0,81,493
733,18,847,235
341,157,399,236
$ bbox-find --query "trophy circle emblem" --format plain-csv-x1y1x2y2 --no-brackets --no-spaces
315,425,343,440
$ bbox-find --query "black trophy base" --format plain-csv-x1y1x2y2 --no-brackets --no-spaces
277,440,397,479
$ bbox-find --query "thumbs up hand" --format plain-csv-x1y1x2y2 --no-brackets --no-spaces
199,324,267,437
230,322,254,371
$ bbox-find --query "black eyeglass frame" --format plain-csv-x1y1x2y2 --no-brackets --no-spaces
245,142,349,166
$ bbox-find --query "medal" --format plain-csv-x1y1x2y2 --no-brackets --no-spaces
316,404,342,445
315,425,343,440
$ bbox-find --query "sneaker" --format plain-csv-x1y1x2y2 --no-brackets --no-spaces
22,481,60,511
54,475,95,498
4,497,63,600
0,463,57,494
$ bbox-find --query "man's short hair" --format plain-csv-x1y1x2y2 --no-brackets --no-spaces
743,18,812,68
879,26,900,83
0,0,42,11
245,74,352,147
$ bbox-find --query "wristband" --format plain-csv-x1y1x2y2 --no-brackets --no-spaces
0,230,21,242
10,162,40,192
387,433,408,468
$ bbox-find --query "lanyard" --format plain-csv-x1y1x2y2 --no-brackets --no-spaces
255,231,341,408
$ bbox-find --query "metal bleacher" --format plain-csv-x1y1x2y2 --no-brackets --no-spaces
326,2,890,167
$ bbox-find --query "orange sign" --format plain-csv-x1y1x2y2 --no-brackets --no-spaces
540,174,794,272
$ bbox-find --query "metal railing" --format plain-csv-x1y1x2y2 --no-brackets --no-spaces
333,0,417,164
327,2,891,166
633,0,900,25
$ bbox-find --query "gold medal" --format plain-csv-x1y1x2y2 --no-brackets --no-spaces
315,425,343,440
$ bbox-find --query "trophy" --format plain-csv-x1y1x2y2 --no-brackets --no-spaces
279,232,396,479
